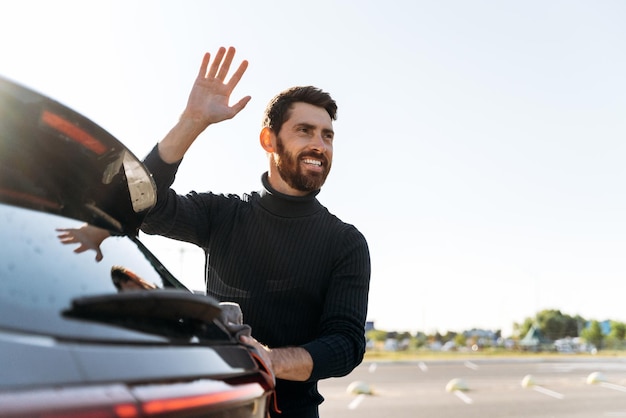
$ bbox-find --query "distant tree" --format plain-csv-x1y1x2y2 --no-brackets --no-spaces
606,321,626,350
454,333,467,348
581,320,604,350
517,309,583,341
442,331,457,344
415,331,427,340
366,329,387,343
414,331,428,348
397,331,412,341
609,321,626,341
515,317,535,339
536,309,580,340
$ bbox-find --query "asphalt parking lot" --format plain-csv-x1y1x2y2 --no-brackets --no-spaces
318,357,626,417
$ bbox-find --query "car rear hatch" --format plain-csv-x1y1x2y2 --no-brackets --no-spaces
0,75,155,235
0,76,273,414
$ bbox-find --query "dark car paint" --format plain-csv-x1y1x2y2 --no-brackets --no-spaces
0,76,273,416
0,75,154,235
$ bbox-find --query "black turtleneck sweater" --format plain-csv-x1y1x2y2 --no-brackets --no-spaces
141,146,371,416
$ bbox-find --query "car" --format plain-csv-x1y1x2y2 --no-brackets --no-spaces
0,75,274,417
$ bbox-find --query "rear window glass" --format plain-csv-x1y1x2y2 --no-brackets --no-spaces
0,204,165,328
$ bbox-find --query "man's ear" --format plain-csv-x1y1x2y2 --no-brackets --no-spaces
260,127,275,152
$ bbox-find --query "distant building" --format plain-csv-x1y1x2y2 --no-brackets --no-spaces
463,328,498,348
519,324,552,351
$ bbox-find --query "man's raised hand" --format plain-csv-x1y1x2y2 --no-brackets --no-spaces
181,46,251,127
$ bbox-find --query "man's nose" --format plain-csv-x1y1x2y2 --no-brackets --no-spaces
310,132,327,152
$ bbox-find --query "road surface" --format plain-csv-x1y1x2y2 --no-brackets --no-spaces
318,357,626,417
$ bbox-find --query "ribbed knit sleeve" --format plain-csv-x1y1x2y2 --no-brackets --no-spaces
143,145,180,201
302,225,371,381
141,145,213,246
140,145,181,236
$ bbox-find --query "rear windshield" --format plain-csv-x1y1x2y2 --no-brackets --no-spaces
0,203,167,333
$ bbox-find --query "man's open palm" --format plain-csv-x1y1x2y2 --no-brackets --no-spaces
182,46,251,126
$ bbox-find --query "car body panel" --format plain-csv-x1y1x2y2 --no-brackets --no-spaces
0,76,273,417
0,75,155,235
1,328,255,389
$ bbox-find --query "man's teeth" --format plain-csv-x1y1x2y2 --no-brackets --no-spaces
303,158,321,166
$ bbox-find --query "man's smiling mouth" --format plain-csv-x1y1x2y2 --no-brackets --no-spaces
303,158,322,166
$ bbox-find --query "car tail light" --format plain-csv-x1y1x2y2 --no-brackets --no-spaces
136,381,267,416
0,187,62,210
0,380,269,418
39,110,107,155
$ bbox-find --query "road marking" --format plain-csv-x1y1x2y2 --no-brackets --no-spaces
368,363,377,373
464,361,479,370
600,382,626,393
418,361,428,372
533,385,565,399
348,394,366,410
454,390,473,404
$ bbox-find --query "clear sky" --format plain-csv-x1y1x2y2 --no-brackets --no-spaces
2,0,625,336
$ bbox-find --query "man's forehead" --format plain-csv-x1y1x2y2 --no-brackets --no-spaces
286,102,333,126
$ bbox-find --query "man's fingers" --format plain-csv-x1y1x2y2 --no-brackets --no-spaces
206,46,226,79
198,52,211,79
226,60,249,91
56,228,72,239
215,46,236,81
201,47,244,84
57,233,77,244
231,96,252,116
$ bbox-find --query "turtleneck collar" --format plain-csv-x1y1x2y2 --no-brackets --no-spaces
258,172,322,217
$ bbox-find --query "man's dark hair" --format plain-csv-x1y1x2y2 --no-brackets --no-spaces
262,86,337,134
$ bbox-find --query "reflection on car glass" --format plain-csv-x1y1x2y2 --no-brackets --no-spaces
111,266,157,292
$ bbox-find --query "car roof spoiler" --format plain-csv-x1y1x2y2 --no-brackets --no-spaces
0,76,156,236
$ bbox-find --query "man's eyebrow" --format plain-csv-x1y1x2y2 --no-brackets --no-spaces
294,122,334,135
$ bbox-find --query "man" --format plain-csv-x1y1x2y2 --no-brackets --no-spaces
60,46,371,417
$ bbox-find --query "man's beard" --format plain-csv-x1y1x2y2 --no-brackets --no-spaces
275,136,331,193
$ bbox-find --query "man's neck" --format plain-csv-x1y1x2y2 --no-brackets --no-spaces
259,173,321,218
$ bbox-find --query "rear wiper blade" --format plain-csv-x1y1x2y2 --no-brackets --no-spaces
130,235,189,290
63,289,226,339
78,209,189,291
